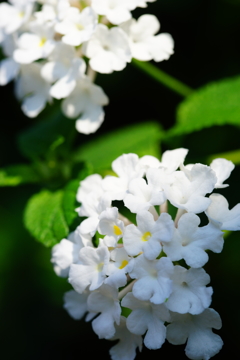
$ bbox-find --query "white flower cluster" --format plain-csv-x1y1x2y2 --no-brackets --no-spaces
0,0,174,134
51,149,240,360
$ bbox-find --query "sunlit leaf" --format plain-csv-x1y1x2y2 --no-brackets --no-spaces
24,190,68,247
0,164,40,186
24,164,91,247
74,122,163,170
207,149,240,165
167,76,240,137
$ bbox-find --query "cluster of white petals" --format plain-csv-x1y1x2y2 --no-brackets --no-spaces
51,148,240,360
0,0,174,134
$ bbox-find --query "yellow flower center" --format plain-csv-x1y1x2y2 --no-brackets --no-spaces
141,231,152,242
76,23,84,30
119,260,128,269
113,225,122,236
96,262,104,272
39,37,47,47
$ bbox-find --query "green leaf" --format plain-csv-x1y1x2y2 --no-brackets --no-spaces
24,164,91,247
207,149,240,165
24,190,68,247
167,75,240,137
0,164,40,186
62,179,81,226
18,105,75,160
74,122,162,170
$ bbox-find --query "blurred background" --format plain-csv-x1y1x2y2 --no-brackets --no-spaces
1,0,240,358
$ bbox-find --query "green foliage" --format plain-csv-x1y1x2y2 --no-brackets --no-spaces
24,190,69,247
167,75,240,137
75,122,162,171
24,164,91,247
18,105,75,160
207,149,240,165
0,164,40,186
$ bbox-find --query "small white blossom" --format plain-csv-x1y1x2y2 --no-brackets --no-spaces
51,227,92,277
63,289,89,320
105,247,133,288
91,0,139,25
15,63,51,117
122,292,170,349
102,153,144,200
130,255,174,304
210,158,234,188
61,76,109,134
163,213,224,268
87,284,121,339
83,24,132,74
109,316,143,360
123,211,174,260
55,6,97,46
120,15,174,62
69,245,110,293
206,193,240,230
164,164,217,213
98,207,125,243
165,266,213,315
13,25,55,64
167,309,223,360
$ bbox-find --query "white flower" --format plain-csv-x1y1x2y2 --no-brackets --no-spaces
122,292,170,350
167,309,223,360
0,1,33,35
109,316,143,360
206,193,240,230
163,213,224,268
55,6,97,46
78,192,111,236
15,63,51,118
123,211,174,260
0,57,19,86
13,25,55,64
63,289,89,320
102,153,144,200
83,24,132,74
61,76,109,134
49,58,86,99
105,247,133,288
91,0,139,25
165,266,213,315
164,164,217,213
51,227,92,277
98,207,125,243
210,158,235,188
40,41,82,85
124,177,166,213
130,255,174,304
87,284,121,339
120,15,174,62
0,35,20,85
147,33,174,62
50,149,236,360
69,246,110,293
76,174,103,204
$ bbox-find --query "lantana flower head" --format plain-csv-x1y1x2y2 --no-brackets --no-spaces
0,0,174,134
51,148,239,360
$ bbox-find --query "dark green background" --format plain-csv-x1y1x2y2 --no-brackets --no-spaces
1,0,240,358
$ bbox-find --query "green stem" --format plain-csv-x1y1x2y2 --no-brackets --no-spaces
132,59,194,98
